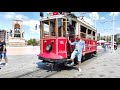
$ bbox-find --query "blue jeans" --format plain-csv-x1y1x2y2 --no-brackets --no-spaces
0,52,7,59
70,50,82,61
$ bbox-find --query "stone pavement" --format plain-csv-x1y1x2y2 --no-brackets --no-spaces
0,46,41,78
6,46,40,55
0,45,111,78
0,55,42,78
74,48,120,78
48,47,120,78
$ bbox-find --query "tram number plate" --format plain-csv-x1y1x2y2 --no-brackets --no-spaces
59,41,64,44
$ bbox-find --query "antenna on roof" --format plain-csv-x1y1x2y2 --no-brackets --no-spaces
79,12,86,20
40,12,44,18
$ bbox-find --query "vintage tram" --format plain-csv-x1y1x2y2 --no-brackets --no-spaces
38,12,97,66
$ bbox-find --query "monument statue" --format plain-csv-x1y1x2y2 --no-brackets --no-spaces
10,30,12,37
8,20,26,47
14,28,20,37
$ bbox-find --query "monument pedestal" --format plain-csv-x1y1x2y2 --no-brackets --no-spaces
9,38,26,47
8,20,26,47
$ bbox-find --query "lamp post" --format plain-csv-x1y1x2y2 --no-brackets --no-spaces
91,16,96,29
111,12,115,53
99,20,107,40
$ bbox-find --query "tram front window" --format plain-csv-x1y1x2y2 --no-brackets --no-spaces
40,18,67,38
50,19,56,36
58,18,66,37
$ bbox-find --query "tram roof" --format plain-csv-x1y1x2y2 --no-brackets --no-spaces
40,15,96,31
40,15,66,21
77,18,96,31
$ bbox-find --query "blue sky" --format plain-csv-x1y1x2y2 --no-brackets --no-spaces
0,12,120,40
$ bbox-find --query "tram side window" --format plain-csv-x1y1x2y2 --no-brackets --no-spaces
44,21,49,37
58,18,62,37
93,31,95,40
63,19,66,37
50,19,56,36
58,26,61,37
58,18,66,37
87,29,92,39
80,25,86,38
40,21,49,38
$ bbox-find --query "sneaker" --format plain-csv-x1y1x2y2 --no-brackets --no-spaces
5,63,8,65
78,68,82,72
70,62,74,66
0,62,2,65
65,61,74,66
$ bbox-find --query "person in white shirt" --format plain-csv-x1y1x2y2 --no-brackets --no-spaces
67,35,85,72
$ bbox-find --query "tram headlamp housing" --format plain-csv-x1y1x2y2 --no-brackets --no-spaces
46,44,52,52
51,40,54,44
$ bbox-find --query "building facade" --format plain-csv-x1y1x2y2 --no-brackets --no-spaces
0,30,9,45
97,33,100,41
114,33,120,42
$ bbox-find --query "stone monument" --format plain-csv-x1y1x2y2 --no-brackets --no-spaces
9,20,26,46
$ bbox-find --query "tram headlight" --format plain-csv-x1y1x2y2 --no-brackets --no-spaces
46,44,52,52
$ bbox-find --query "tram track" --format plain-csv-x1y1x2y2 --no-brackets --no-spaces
19,70,58,78
47,50,110,78
15,65,61,78
14,49,106,78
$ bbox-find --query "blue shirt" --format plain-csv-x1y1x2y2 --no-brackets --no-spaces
69,40,85,52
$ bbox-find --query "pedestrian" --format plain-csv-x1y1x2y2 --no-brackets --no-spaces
103,43,107,51
0,38,8,65
67,35,85,72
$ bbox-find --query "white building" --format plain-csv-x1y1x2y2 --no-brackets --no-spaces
0,29,9,45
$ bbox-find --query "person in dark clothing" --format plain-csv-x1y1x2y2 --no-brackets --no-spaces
0,38,8,65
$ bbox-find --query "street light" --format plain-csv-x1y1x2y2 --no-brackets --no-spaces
111,12,115,53
104,29,110,42
99,20,108,40
90,12,98,29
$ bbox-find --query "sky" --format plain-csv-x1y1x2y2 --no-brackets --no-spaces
0,12,120,40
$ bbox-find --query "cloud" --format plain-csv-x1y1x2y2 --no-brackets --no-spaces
100,31,112,36
73,12,99,26
4,12,29,20
23,19,40,34
109,12,120,16
100,17,106,20
4,12,40,34
89,12,99,21
15,15,29,20
23,20,39,27
4,12,16,19
29,26,40,34
4,12,39,27
83,17,94,26
116,27,120,30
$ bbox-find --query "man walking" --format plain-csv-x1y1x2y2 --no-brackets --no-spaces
68,35,85,72
0,38,8,65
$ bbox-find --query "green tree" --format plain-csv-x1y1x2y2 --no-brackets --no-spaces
107,36,111,42
117,38,120,44
100,36,105,40
27,38,39,46
97,36,100,41
27,39,33,45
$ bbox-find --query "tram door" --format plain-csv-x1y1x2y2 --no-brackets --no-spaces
67,20,77,58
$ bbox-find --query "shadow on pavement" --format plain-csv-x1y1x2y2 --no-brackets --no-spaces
36,61,78,72
0,62,6,66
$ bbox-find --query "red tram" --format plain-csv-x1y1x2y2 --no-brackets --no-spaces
38,12,97,66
